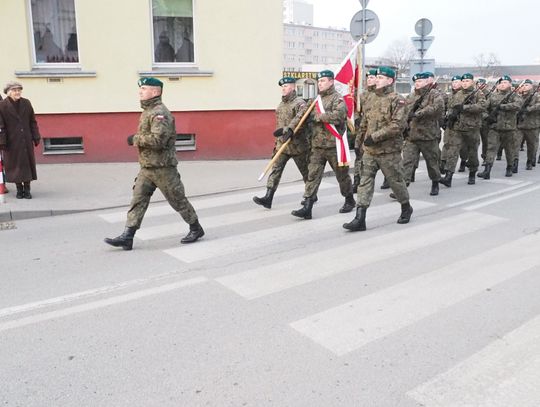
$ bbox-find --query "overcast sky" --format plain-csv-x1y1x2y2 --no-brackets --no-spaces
309,0,539,66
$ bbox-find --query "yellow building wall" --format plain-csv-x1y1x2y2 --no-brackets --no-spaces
0,0,283,114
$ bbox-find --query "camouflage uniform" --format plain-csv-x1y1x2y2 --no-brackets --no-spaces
353,85,376,178
303,85,352,198
445,87,487,173
517,89,540,167
479,85,492,160
127,96,198,229
441,88,460,164
266,91,310,190
485,90,523,168
357,85,409,207
402,86,444,183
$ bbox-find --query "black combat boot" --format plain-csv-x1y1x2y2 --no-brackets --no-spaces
430,180,439,196
300,195,317,205
380,177,390,189
16,183,24,199
181,221,205,244
253,188,275,209
505,166,513,177
526,160,533,170
439,171,453,187
291,197,314,219
477,164,491,180
343,207,367,232
104,226,137,250
410,166,417,183
512,158,519,174
352,174,360,193
439,160,446,174
339,194,356,213
397,202,413,224
458,160,467,172
22,182,32,199
468,171,476,185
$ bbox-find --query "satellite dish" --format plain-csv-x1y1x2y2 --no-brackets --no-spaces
415,18,433,36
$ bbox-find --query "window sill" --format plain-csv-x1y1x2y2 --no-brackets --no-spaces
139,67,213,78
43,150,85,155
15,69,97,78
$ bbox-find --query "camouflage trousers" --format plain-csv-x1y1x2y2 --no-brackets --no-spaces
267,150,309,191
480,123,489,159
519,128,540,164
440,129,452,162
444,129,480,172
126,167,198,229
486,129,516,167
304,147,353,198
402,139,441,182
357,152,410,207
353,147,364,177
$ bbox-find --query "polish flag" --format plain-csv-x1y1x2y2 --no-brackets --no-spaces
334,40,362,128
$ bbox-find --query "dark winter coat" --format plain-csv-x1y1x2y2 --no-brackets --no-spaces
0,97,41,182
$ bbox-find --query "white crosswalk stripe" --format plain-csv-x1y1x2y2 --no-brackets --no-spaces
216,212,505,300
163,199,436,263
407,313,540,407
290,231,538,356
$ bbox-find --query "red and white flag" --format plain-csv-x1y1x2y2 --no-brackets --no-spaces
315,96,351,166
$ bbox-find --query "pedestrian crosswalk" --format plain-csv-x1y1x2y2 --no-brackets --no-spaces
94,176,540,405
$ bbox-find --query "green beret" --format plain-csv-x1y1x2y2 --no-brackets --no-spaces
366,68,378,77
278,77,296,86
411,74,418,82
498,75,512,83
476,78,486,84
414,72,429,80
424,71,434,78
138,77,163,88
461,73,474,80
451,75,462,81
317,70,334,79
524,79,533,85
377,66,396,79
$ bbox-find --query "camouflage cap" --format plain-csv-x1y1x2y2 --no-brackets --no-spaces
451,75,462,81
366,68,378,77
498,75,512,83
317,70,334,79
377,66,396,79
461,73,474,80
138,77,163,88
279,77,296,86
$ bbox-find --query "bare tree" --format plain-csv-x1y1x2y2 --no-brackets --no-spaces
380,38,417,77
474,52,501,79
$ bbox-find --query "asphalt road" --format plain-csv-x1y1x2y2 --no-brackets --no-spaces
2,162,540,407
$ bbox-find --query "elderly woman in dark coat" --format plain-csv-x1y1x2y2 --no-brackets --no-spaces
0,81,41,199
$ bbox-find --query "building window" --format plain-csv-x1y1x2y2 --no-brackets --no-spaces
152,0,194,63
175,133,196,151
43,137,84,155
29,0,79,64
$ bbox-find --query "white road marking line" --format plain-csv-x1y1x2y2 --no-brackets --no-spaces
216,212,505,300
290,232,537,356
464,184,540,210
0,277,208,333
447,182,532,208
407,313,540,407
451,173,523,185
98,182,336,223
164,200,436,263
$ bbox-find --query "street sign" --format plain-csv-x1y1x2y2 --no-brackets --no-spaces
411,36,434,53
410,58,435,75
359,0,370,8
415,18,433,36
350,9,380,43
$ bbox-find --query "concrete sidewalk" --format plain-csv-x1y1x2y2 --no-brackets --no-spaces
0,160,312,221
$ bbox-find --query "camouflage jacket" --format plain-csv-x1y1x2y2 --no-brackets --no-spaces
354,85,376,147
406,86,444,141
517,90,540,129
447,87,487,131
133,96,178,168
274,91,309,155
487,89,523,131
360,85,407,155
310,85,348,149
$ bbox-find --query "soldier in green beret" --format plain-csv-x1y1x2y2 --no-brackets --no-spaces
343,66,413,231
104,77,204,250
516,79,540,170
440,75,463,172
253,76,310,208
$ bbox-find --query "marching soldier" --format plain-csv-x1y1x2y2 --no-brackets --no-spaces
343,66,412,232
516,79,540,170
253,76,309,208
478,75,523,179
104,77,204,250
402,72,444,196
292,70,354,220
352,68,377,192
476,78,491,163
440,73,486,186
440,75,462,172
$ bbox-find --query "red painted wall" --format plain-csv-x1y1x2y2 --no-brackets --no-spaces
35,110,276,163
